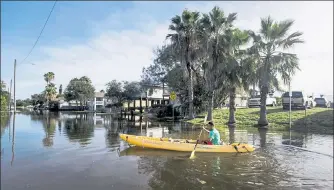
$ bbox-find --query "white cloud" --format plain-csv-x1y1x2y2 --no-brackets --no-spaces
187,1,333,96
8,1,333,99
28,21,170,95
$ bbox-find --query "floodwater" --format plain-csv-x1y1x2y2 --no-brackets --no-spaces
1,112,333,190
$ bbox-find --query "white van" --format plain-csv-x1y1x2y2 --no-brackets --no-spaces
248,95,276,107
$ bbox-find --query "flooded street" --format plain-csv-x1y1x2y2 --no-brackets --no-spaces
1,112,333,190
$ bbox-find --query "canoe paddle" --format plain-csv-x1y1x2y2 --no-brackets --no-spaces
190,115,207,159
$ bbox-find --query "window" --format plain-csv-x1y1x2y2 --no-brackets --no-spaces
96,97,103,101
282,91,303,98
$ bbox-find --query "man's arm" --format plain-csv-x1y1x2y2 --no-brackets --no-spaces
202,126,210,133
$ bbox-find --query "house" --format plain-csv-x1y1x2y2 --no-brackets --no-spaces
146,126,169,138
57,97,81,110
225,91,249,108
87,92,105,111
124,84,171,109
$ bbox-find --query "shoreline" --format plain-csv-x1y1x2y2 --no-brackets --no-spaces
187,107,333,135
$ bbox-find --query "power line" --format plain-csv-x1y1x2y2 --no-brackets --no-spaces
20,0,57,65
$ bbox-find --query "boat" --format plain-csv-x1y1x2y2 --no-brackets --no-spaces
119,134,255,153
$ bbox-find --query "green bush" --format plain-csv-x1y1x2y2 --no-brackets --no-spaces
276,97,282,106
0,95,7,111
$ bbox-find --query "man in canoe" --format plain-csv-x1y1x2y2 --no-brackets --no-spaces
202,121,222,145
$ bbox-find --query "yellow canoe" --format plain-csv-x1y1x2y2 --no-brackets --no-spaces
119,134,255,153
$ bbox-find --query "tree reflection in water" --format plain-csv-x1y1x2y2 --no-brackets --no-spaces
105,115,121,151
64,114,94,147
0,113,10,137
30,111,57,147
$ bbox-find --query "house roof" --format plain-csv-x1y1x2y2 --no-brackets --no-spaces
95,92,105,97
142,84,169,88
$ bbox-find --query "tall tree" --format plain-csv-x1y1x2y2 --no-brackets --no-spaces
59,84,63,95
43,72,56,107
44,72,55,85
105,80,125,105
198,6,239,121
105,80,142,108
141,47,169,103
0,81,10,111
123,81,142,101
64,76,95,107
167,10,201,119
31,93,46,106
248,16,303,126
45,83,57,103
222,29,255,125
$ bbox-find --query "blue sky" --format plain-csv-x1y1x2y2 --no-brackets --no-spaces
1,1,333,100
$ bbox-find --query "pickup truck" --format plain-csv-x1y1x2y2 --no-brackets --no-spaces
248,95,277,107
282,91,315,110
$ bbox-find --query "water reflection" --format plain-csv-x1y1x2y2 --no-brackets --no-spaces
258,128,267,148
1,112,332,190
64,114,95,146
0,113,10,137
11,114,15,166
228,126,235,144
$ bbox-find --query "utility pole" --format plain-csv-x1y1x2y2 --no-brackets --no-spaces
13,59,16,113
289,76,292,128
9,79,12,111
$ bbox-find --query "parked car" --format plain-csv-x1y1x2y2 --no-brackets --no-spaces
282,91,315,110
248,95,277,107
314,97,331,108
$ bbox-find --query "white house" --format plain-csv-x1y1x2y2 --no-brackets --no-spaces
125,84,171,109
58,97,81,110
146,126,169,138
87,92,105,111
225,91,249,108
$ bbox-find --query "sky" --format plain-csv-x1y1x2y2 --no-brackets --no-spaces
1,1,333,100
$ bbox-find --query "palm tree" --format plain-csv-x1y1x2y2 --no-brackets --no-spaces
166,9,201,119
44,72,55,85
197,6,238,121
43,72,56,107
45,83,57,103
223,29,258,125
248,16,304,126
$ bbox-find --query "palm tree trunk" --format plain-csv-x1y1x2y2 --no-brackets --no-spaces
228,87,236,125
207,90,214,121
162,82,165,105
46,81,49,109
187,64,195,119
258,85,269,126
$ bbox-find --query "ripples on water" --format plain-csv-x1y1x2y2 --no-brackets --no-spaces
1,112,333,190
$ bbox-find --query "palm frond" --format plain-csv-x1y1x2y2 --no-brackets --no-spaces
171,15,181,26
260,16,274,40
227,12,237,24
275,19,295,39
